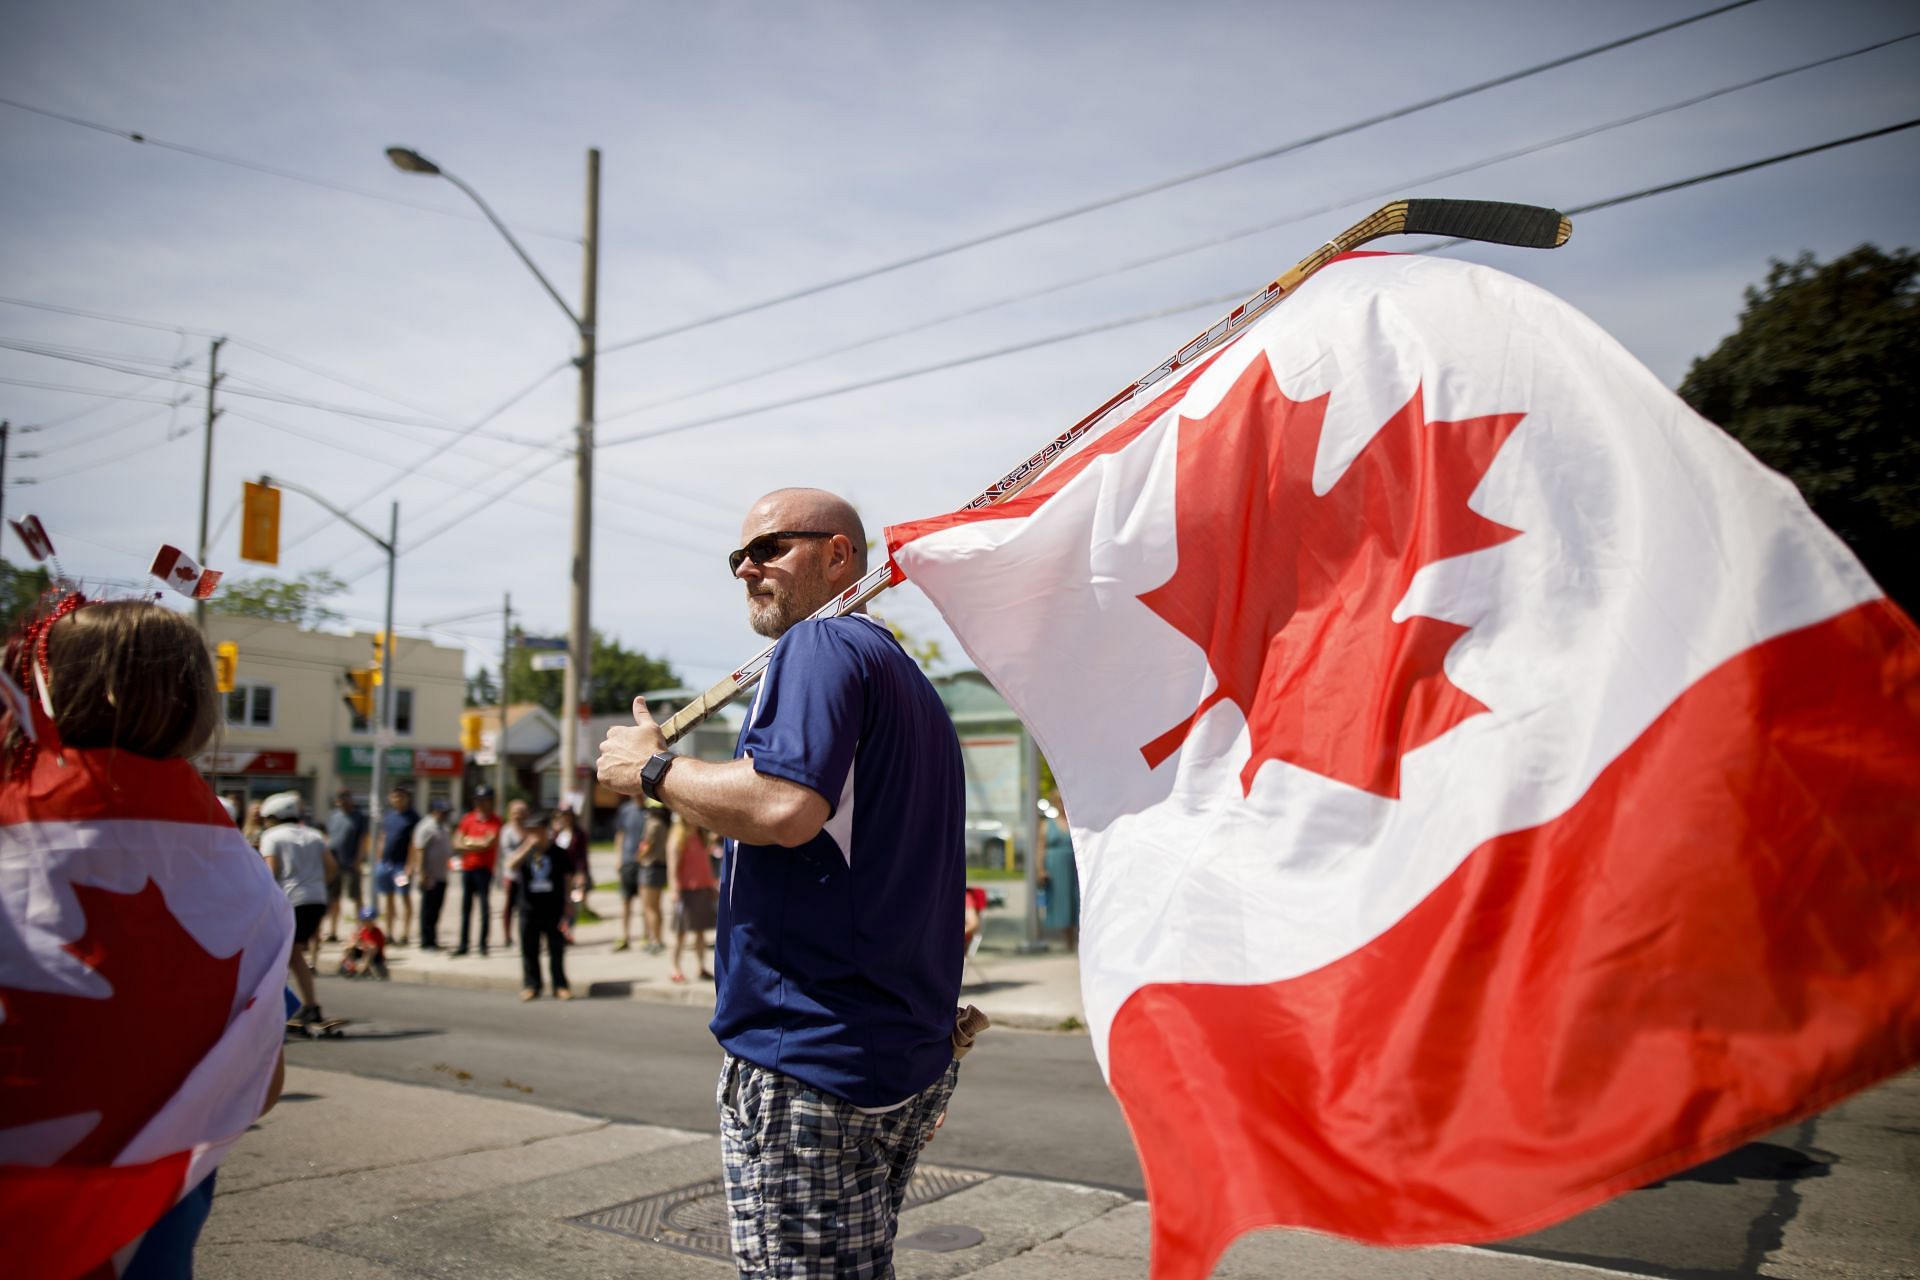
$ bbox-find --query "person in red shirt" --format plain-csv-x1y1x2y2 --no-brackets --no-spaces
451,786,503,957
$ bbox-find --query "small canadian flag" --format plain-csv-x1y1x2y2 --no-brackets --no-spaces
150,545,222,600
9,515,55,562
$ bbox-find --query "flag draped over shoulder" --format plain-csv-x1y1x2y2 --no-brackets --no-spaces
0,744,292,1279
886,253,1920,1279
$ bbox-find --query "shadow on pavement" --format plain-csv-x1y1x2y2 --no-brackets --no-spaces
1650,1141,1832,1188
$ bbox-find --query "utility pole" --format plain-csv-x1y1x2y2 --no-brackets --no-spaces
0,421,10,564
386,144,601,811
559,147,600,810
497,591,511,803
195,338,226,630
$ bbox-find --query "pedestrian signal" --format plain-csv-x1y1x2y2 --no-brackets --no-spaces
460,710,485,752
343,669,376,720
240,481,281,565
214,641,239,693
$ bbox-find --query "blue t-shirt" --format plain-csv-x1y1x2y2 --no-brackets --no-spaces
710,615,965,1107
381,809,419,866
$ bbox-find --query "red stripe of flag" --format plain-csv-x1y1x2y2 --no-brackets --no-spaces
1111,599,1920,1278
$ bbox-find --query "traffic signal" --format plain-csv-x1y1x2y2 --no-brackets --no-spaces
370,631,388,685
459,710,485,753
213,641,239,693
343,669,376,720
240,481,281,565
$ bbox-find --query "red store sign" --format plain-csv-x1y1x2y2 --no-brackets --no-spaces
412,748,464,777
199,750,298,775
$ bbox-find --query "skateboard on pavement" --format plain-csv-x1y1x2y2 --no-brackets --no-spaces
286,1016,353,1040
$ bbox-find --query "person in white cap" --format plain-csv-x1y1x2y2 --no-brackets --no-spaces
259,790,336,1025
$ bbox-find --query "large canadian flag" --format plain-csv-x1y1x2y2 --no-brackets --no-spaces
0,741,292,1278
887,253,1920,1278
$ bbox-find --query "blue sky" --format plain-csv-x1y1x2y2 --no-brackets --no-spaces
2,0,1916,687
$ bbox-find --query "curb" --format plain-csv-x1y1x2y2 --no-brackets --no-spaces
366,956,1087,1032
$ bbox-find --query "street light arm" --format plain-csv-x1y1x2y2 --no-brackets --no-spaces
259,473,393,554
438,169,585,334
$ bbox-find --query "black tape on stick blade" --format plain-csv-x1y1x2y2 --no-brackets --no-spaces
1402,199,1571,248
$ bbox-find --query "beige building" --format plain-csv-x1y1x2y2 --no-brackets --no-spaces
199,616,468,814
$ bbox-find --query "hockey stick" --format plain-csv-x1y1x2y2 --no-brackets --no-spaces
656,198,1570,743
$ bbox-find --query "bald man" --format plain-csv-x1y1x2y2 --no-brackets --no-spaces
597,487,966,1278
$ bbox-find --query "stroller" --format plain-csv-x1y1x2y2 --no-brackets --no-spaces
338,906,389,980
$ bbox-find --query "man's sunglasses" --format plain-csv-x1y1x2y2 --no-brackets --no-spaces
728,530,836,575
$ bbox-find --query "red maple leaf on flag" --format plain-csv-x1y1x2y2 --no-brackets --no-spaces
1138,354,1524,797
0,880,242,1165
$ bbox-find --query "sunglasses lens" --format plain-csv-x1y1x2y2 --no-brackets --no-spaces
729,535,783,575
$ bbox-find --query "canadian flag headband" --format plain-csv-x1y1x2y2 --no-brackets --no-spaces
2,588,88,778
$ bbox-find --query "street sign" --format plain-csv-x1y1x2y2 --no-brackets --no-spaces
529,652,568,671
240,481,281,565
519,635,567,651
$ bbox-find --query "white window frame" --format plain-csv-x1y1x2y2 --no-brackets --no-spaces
350,686,415,738
224,681,277,731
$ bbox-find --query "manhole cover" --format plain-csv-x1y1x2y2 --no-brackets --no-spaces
571,1163,993,1261
899,1224,985,1252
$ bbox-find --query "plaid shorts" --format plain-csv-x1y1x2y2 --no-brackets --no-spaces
717,1054,960,1279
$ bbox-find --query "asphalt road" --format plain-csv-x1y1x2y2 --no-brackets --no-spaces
291,977,1918,1279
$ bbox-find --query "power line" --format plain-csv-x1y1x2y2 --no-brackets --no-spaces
29,402,185,456
277,360,572,553
25,425,189,483
599,107,1920,453
298,113,1920,582
0,292,214,337
589,29,1918,435
591,1,1759,362
1563,116,1920,215
0,96,580,244
596,292,1238,450
0,373,188,406
0,294,464,421
1,338,573,442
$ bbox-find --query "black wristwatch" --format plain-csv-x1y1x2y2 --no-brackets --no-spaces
640,751,676,802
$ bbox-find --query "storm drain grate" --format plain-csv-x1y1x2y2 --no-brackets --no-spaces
570,1164,994,1261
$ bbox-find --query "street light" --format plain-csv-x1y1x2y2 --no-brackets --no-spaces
389,144,600,807
258,475,399,868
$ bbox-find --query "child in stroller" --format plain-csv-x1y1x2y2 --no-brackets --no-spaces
339,906,389,979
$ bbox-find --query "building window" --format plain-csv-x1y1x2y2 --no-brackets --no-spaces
351,687,414,737
224,683,275,729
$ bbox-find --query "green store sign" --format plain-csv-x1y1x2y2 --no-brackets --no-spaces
337,745,413,774
336,745,466,776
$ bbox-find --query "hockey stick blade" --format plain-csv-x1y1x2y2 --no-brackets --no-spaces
653,198,1571,744
1401,198,1571,248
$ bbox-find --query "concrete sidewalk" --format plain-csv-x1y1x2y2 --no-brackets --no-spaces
209,1065,1669,1280
321,884,1087,1030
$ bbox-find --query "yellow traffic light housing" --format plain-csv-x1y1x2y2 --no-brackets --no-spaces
240,481,281,565
460,710,485,753
343,669,376,720
370,631,389,685
213,642,239,693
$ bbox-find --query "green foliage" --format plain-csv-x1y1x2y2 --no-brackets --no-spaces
506,630,680,715
878,617,943,672
0,562,52,632
1679,245,1919,613
209,570,347,628
465,665,498,709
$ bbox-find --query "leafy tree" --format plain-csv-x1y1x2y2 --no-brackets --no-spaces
465,664,499,709
1680,245,1919,614
879,617,944,673
0,562,52,632
507,630,680,715
209,570,347,628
